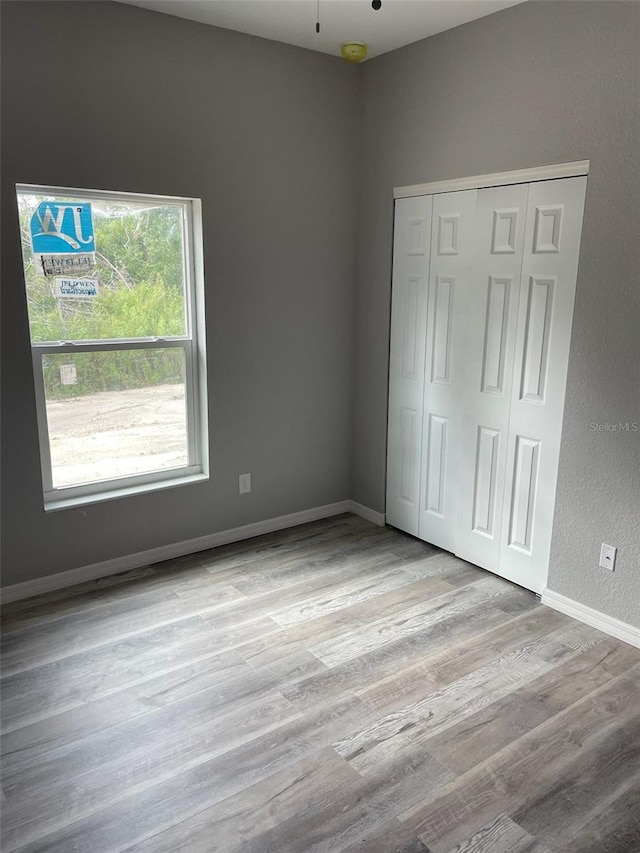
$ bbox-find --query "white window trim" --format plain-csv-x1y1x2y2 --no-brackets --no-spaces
17,184,209,510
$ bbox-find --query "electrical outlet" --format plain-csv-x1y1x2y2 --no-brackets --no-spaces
599,543,616,571
239,473,251,495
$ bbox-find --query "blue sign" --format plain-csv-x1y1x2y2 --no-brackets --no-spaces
30,202,95,254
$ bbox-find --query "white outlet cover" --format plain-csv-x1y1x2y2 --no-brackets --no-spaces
599,543,616,571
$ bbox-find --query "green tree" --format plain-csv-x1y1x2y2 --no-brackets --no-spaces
18,195,188,399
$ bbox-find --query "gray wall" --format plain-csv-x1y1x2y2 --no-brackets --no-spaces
0,1,360,585
2,1,638,630
352,1,640,625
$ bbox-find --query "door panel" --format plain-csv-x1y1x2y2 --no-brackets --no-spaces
454,183,529,572
418,189,477,551
386,196,432,536
424,413,448,515
472,426,500,535
481,276,512,395
507,435,541,552
499,176,587,592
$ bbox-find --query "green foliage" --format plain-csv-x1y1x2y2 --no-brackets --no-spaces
94,207,183,294
28,281,185,344
43,349,185,400
18,196,189,400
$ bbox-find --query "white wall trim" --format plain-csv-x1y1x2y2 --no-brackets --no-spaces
349,500,386,527
542,588,640,649
0,500,352,604
394,160,590,200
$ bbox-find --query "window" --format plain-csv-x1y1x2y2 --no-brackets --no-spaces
17,184,208,509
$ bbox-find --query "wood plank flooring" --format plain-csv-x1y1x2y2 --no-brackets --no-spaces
1,513,639,852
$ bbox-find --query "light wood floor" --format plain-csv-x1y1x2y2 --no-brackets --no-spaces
1,514,639,852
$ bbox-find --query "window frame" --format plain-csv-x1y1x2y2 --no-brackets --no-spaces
17,183,209,510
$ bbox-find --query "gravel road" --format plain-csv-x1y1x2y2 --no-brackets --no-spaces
46,384,188,487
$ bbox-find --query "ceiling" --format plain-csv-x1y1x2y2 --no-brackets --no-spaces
117,0,526,61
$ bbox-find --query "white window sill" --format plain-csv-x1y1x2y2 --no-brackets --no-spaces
44,472,209,512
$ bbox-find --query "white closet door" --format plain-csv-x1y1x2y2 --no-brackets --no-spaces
386,196,432,536
418,189,477,551
454,183,529,571
499,176,588,592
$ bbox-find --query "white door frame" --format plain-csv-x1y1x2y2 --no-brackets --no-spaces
394,160,590,200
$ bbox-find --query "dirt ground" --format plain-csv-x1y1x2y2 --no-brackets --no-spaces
46,383,188,487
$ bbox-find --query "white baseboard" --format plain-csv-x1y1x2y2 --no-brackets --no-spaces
348,500,386,527
542,588,640,649
1,500,353,604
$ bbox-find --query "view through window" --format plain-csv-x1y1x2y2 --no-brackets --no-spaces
17,185,207,505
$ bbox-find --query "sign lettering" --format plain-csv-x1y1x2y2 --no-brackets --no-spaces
54,277,99,299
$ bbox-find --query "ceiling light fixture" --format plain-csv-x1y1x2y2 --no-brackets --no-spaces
341,42,368,63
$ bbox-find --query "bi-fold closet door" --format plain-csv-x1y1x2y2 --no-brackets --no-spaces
386,176,587,593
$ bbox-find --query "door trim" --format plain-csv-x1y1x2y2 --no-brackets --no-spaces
394,160,590,200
